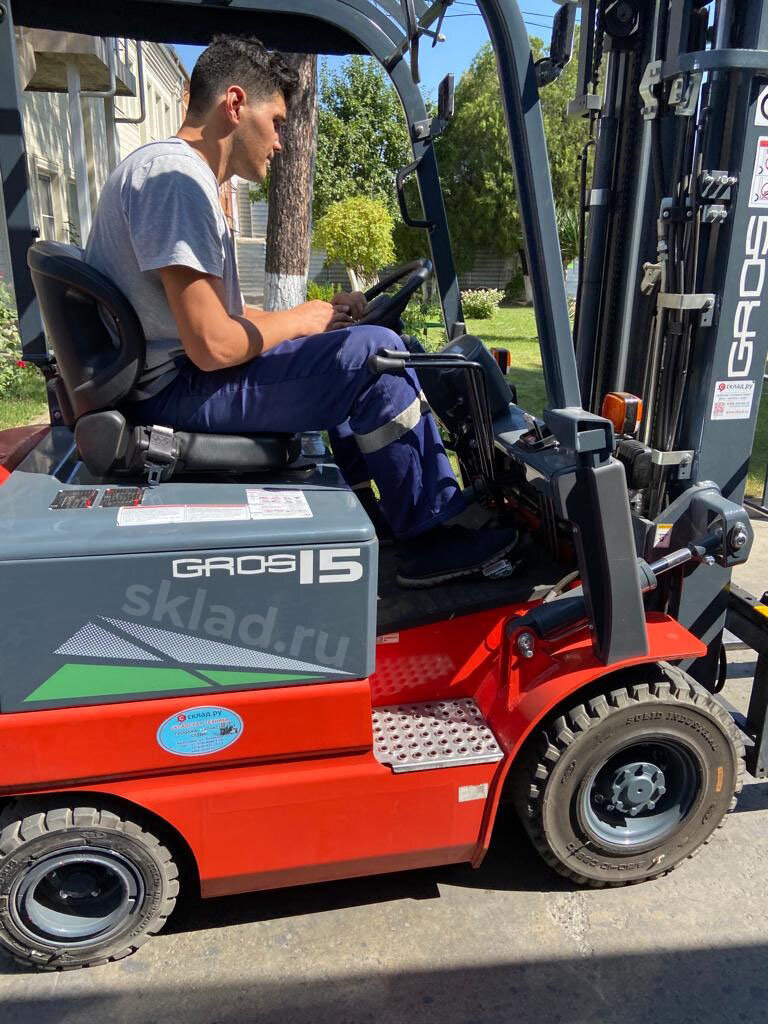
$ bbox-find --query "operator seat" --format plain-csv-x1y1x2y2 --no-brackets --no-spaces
27,242,301,481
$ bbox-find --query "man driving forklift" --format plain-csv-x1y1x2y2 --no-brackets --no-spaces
84,34,518,588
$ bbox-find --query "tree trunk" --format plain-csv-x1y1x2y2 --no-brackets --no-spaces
264,53,317,310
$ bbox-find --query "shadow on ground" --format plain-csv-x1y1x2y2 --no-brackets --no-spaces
3,943,767,1024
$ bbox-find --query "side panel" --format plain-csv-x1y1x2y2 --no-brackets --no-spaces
104,757,498,898
0,681,375,791
0,544,376,711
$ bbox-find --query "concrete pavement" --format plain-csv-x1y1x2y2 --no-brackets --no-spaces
1,521,767,1024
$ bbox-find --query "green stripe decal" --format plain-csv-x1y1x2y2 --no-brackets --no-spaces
200,670,321,686
24,665,210,702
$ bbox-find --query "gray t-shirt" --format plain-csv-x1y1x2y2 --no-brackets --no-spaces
85,138,243,399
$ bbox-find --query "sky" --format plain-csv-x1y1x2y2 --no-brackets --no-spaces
173,0,565,102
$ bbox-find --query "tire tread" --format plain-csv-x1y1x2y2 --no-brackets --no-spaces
0,802,179,971
512,662,746,888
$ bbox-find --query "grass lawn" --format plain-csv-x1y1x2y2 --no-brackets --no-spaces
3,304,767,497
0,374,47,432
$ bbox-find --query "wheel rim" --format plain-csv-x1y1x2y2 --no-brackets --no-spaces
10,847,145,947
580,740,700,850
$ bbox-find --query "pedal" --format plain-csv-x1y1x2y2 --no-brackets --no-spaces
482,556,521,580
372,698,503,773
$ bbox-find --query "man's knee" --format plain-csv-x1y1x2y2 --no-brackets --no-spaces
340,325,404,371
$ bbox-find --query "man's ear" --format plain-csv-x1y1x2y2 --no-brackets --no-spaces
224,85,246,125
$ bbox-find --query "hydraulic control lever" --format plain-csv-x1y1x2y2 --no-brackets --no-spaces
512,530,725,644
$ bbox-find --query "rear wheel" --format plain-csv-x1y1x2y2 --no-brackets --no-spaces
512,664,745,886
0,804,179,970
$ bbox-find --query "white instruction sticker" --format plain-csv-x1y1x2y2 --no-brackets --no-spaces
117,505,250,526
710,380,755,420
750,137,768,207
246,489,312,519
458,783,489,804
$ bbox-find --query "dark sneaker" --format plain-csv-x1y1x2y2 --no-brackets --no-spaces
396,525,519,589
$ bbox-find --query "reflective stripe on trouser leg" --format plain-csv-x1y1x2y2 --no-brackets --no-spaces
351,379,464,540
354,392,430,454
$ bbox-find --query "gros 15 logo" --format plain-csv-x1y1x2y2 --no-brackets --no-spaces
729,213,768,378
171,548,364,584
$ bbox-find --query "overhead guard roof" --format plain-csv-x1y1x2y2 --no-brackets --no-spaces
10,0,368,55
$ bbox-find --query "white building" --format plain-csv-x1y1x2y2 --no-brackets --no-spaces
0,32,191,289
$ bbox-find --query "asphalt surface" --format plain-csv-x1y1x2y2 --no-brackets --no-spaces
1,517,767,1024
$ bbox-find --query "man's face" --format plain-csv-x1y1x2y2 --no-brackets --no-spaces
230,91,287,182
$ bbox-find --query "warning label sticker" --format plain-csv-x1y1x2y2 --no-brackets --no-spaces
246,489,313,519
750,137,768,207
710,380,756,421
117,505,250,526
654,523,674,549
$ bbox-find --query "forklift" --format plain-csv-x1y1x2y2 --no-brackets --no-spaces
0,0,766,971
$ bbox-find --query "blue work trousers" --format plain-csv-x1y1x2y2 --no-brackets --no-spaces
130,325,464,539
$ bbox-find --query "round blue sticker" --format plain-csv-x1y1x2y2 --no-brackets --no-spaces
157,706,244,758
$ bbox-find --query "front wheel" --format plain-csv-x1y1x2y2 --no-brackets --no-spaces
512,664,745,887
0,803,179,970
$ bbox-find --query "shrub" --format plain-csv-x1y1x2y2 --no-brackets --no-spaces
314,197,395,290
401,298,446,351
557,205,581,269
0,277,41,399
503,271,525,303
462,288,503,320
306,281,339,302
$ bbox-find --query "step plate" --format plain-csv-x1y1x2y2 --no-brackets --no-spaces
372,698,504,773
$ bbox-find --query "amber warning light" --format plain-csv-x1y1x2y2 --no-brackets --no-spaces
601,392,643,436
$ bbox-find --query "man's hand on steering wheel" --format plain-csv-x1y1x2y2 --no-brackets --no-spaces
331,290,367,320
357,259,433,330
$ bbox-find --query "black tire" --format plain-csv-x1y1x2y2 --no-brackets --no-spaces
0,803,179,970
512,663,745,887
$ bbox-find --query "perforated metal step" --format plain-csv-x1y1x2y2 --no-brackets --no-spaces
372,698,504,773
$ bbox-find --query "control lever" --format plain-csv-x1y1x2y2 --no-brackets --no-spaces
512,530,724,643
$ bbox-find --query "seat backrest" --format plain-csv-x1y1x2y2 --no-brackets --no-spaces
27,241,146,423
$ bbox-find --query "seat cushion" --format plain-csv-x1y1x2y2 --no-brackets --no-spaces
74,410,302,477
176,431,302,472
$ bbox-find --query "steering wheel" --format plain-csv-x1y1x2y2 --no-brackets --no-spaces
357,258,433,330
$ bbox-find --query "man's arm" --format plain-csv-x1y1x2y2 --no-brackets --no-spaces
159,266,353,372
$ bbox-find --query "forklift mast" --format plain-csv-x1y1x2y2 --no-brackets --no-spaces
573,0,768,686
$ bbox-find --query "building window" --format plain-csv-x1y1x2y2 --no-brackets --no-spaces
154,91,162,139
164,101,171,138
37,173,56,240
67,179,81,247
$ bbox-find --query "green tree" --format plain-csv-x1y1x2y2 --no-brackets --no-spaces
314,56,411,219
314,197,395,290
437,37,587,272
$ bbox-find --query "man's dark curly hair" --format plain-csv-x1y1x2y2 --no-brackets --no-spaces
187,35,298,117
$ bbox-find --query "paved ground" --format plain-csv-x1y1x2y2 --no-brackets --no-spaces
1,519,767,1024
